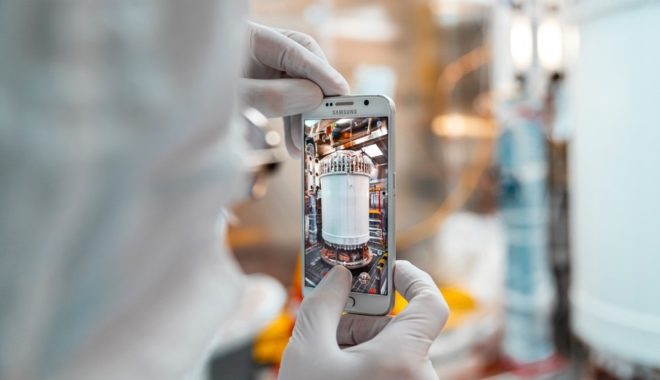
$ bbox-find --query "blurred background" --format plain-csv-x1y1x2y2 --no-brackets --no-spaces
217,0,660,379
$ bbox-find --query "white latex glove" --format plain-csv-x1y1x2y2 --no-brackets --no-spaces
279,260,449,380
241,21,350,157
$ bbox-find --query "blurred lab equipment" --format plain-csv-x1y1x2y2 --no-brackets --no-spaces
497,97,556,367
242,107,288,200
570,0,660,375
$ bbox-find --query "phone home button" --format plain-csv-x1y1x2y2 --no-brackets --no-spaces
346,297,356,309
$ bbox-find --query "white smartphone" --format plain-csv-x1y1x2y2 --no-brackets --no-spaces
301,95,395,315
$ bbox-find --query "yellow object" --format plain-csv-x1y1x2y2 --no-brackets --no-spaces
253,312,295,365
391,285,477,330
390,290,408,315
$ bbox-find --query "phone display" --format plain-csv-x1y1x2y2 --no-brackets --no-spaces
303,115,390,295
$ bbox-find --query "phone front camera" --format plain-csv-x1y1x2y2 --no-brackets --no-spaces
364,100,370,106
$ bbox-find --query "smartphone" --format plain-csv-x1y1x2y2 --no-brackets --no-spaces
301,95,395,315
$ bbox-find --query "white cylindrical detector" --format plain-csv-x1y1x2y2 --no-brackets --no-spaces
320,150,372,248
319,150,373,268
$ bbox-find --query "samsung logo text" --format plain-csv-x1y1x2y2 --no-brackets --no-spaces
332,109,357,115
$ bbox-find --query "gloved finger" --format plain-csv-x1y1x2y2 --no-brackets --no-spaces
277,28,337,159
283,115,302,158
249,22,349,96
379,261,449,346
336,314,392,347
292,265,352,349
277,28,328,61
240,78,323,118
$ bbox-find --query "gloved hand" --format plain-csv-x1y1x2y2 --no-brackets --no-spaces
279,260,449,380
241,22,350,157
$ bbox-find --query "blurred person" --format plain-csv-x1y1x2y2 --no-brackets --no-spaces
0,2,448,380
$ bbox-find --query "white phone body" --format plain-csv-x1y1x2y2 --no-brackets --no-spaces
301,95,395,316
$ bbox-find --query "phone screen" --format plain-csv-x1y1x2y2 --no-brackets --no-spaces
303,116,390,295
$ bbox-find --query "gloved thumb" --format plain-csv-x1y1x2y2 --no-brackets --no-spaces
291,265,352,349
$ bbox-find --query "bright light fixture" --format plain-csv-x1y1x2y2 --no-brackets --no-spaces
431,113,496,138
510,13,533,71
362,144,383,157
538,17,564,71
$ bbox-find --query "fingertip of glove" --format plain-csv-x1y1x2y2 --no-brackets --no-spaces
394,260,432,279
306,265,352,308
326,265,352,285
339,81,351,96
331,77,351,96
395,261,450,328
298,79,324,104
319,72,350,97
394,260,415,275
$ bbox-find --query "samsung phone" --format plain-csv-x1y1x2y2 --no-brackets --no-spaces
301,95,395,315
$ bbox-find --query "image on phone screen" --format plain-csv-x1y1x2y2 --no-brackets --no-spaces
303,116,389,295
